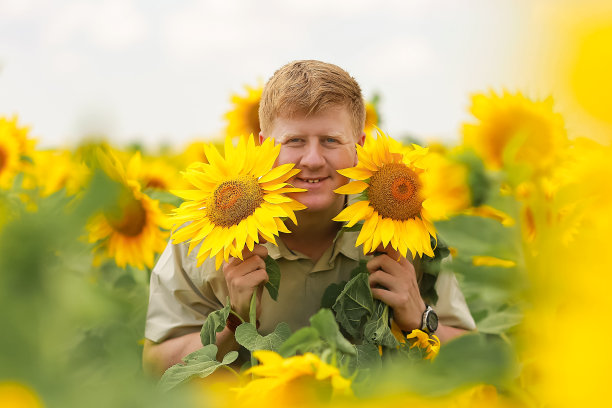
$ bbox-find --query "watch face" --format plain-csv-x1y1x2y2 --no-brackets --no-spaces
427,310,439,332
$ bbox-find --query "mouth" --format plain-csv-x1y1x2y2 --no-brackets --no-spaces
294,177,328,185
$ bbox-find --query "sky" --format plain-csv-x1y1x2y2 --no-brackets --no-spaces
0,0,531,150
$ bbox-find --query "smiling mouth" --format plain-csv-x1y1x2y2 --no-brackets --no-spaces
296,177,327,184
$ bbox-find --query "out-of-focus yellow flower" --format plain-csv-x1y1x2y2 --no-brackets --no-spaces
0,381,44,408
24,149,90,197
334,130,439,258
405,329,440,360
421,151,472,217
472,256,516,268
0,116,35,189
462,91,567,173
364,99,380,138
235,350,352,407
170,135,306,269
87,150,169,269
462,205,515,227
224,83,263,141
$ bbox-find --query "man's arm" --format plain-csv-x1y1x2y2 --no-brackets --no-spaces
142,244,269,378
143,327,240,378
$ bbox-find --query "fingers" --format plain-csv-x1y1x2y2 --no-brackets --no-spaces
366,253,413,277
368,269,397,291
227,244,269,267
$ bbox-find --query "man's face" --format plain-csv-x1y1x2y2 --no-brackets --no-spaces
260,106,365,214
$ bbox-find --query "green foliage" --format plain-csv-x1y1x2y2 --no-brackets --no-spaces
332,273,374,339
363,301,398,348
355,333,516,398
264,255,280,301
200,299,232,346
159,345,238,392
309,309,355,355
235,321,292,352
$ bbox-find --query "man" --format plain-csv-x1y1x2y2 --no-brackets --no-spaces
143,60,475,376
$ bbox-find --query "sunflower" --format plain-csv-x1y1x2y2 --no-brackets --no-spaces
23,149,90,197
170,135,306,269
364,98,380,138
87,150,169,269
462,91,567,172
235,351,352,406
333,129,438,258
0,129,21,189
224,83,263,141
0,116,34,189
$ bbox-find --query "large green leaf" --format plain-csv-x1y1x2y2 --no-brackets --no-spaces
264,255,280,301
363,301,398,348
310,309,355,355
200,299,231,346
278,327,322,357
476,306,523,334
332,273,374,339
158,344,238,392
235,321,292,352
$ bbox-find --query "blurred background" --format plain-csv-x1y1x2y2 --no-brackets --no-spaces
2,0,612,407
2,0,531,148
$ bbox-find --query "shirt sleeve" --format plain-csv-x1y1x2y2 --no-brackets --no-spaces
432,257,477,331
144,240,225,343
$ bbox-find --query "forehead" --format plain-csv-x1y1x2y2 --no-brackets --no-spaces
269,107,355,140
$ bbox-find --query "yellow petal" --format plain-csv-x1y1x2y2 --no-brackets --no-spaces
333,180,369,195
258,163,296,184
337,166,374,180
380,217,394,248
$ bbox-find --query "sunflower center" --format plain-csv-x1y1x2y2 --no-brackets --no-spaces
105,191,147,237
368,163,422,220
207,175,263,227
145,177,166,190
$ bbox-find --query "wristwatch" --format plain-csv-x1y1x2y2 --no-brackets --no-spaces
421,305,438,334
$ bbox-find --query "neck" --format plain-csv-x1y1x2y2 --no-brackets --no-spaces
280,200,345,261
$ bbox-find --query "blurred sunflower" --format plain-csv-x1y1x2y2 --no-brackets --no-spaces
333,130,439,258
364,96,381,138
24,149,90,197
420,151,472,217
0,116,35,189
224,83,263,141
0,129,21,189
170,135,306,269
236,350,352,406
462,91,567,173
87,150,169,269
0,382,43,408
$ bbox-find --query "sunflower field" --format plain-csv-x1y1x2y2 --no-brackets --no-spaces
3,14,612,408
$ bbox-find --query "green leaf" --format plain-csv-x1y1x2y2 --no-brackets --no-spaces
332,273,374,339
310,309,355,355
476,306,523,334
342,221,364,232
339,343,381,379
278,327,322,357
351,259,369,279
363,301,398,348
235,321,292,352
158,344,238,392
264,256,280,301
320,281,347,309
200,299,231,346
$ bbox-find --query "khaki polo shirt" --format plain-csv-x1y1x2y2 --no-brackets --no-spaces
145,231,476,343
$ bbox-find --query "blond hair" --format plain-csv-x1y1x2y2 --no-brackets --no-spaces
259,60,366,137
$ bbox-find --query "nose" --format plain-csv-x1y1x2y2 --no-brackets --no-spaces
299,141,326,170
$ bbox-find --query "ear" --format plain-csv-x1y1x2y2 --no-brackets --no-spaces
357,132,366,147
259,131,265,145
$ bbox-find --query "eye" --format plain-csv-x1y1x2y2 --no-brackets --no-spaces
325,137,339,144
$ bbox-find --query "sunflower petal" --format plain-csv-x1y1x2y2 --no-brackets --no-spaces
333,180,369,195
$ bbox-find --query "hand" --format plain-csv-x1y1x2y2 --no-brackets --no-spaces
222,244,269,321
366,244,426,332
